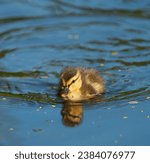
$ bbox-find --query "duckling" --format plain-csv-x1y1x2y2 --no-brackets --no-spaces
59,67,105,101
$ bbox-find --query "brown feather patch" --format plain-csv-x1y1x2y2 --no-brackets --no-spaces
61,67,77,82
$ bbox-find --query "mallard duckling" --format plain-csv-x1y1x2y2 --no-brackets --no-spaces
59,67,105,101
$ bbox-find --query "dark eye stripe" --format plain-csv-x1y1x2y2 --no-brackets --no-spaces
68,76,79,88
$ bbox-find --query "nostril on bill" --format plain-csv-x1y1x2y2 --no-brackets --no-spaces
61,87,69,94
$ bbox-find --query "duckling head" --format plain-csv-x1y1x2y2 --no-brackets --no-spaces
59,67,82,100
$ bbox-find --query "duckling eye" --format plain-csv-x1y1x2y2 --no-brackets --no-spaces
67,79,76,88
70,76,79,85
72,80,76,83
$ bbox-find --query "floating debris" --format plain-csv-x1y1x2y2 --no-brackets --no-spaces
111,51,118,55
9,128,14,131
51,105,56,108
1,97,6,100
107,108,111,110
140,110,144,113
52,86,57,89
45,119,54,124
41,75,49,79
131,106,136,109
68,33,79,40
146,115,150,119
146,97,150,100
123,116,128,119
100,63,104,67
36,106,43,111
128,100,139,104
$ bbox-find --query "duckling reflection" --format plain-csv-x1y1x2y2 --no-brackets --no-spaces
61,101,83,127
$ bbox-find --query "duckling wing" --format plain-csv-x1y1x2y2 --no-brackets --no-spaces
85,69,105,94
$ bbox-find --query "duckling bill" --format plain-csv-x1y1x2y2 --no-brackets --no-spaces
59,67,105,101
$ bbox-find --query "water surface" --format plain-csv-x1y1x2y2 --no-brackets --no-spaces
0,0,150,145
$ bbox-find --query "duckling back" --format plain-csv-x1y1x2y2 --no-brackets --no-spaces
80,68,105,97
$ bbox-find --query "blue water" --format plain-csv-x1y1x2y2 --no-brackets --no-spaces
0,0,150,145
